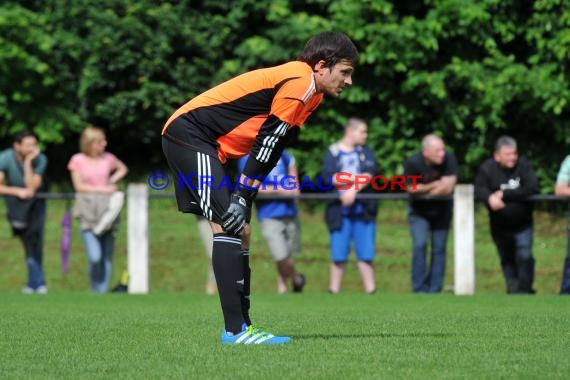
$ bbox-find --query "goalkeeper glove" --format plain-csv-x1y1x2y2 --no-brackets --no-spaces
221,187,258,236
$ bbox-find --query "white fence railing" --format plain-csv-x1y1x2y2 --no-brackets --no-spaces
27,185,567,295
127,184,477,295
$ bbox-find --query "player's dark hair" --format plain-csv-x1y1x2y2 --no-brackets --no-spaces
298,31,359,69
13,130,38,144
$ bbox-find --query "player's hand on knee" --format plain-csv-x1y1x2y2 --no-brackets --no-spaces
221,188,257,236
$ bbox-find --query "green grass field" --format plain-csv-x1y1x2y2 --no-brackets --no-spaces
1,293,569,379
1,197,568,378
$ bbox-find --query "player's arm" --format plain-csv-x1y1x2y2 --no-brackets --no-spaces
555,182,570,197
22,147,43,193
109,158,128,185
428,175,457,196
241,74,315,185
405,181,438,194
403,158,438,195
501,158,539,201
242,116,299,185
403,157,431,194
474,161,505,211
23,162,43,193
223,118,299,236
426,152,458,196
0,171,33,198
223,79,309,235
554,157,570,197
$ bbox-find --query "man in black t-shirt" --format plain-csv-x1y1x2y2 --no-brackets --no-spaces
475,136,539,294
404,134,458,293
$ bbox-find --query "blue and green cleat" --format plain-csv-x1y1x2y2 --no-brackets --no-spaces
221,323,291,345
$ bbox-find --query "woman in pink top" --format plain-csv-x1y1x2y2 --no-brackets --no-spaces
68,127,128,293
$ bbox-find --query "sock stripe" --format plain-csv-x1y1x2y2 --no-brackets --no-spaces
213,236,241,245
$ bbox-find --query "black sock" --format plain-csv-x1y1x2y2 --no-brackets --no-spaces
212,233,244,334
241,249,251,326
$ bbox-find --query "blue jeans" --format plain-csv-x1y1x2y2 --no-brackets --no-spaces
81,230,114,293
408,210,450,293
560,229,570,294
19,201,46,289
491,225,534,294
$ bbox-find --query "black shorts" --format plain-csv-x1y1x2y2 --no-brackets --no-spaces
162,137,232,224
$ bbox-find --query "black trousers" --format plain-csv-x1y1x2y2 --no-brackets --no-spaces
491,225,535,294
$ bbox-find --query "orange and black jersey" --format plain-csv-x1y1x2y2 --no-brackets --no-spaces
162,61,323,178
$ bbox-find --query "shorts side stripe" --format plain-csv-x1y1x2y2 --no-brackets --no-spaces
204,153,212,220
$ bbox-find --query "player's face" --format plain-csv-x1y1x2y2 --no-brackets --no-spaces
314,59,354,97
14,136,38,158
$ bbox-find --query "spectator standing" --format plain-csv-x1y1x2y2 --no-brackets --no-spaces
68,127,128,293
0,131,48,294
322,117,378,294
403,134,457,293
475,136,538,294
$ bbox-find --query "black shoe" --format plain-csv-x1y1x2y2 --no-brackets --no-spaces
112,284,128,293
292,274,305,293
509,288,536,295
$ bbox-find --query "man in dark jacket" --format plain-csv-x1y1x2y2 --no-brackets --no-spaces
404,134,458,293
475,136,539,294
322,117,379,294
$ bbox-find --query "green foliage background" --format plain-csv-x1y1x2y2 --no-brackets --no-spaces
0,0,568,191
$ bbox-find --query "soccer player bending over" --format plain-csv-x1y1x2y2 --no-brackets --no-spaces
162,31,358,344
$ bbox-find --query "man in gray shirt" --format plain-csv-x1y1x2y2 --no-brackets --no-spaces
0,131,48,293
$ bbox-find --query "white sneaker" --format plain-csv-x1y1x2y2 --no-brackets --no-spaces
22,286,35,294
36,285,48,294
